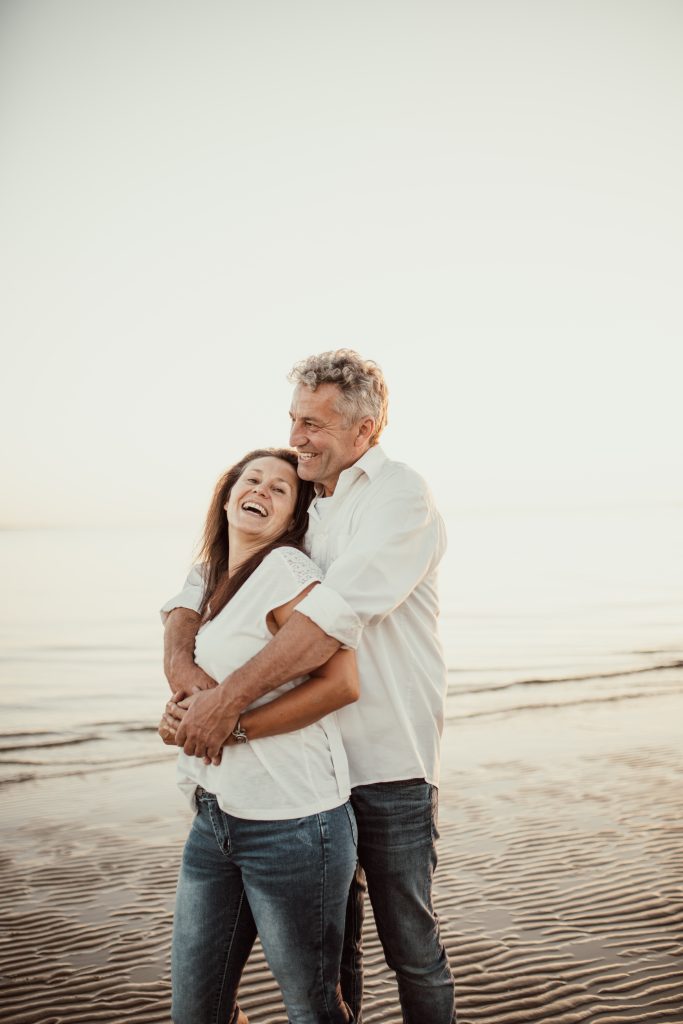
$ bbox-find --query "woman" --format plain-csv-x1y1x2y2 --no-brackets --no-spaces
160,448,358,1024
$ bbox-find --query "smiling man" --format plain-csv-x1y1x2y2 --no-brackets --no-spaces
164,350,456,1024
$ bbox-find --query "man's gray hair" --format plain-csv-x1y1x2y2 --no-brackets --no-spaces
289,349,389,445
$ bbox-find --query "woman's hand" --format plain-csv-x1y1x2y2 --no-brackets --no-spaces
158,690,186,745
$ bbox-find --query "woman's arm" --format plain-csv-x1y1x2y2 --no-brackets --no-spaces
231,647,359,742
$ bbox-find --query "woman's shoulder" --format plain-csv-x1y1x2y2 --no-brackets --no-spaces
261,546,323,587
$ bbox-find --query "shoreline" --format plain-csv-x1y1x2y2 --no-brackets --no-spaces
1,689,682,1023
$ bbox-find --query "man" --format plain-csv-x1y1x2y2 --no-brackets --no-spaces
164,350,456,1024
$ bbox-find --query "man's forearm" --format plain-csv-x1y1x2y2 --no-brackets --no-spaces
221,611,341,714
164,608,215,693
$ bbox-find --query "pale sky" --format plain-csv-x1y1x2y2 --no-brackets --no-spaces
2,0,682,526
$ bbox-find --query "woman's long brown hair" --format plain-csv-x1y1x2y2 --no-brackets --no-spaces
196,448,315,622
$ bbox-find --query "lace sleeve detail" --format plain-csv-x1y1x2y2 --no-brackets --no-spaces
274,546,323,588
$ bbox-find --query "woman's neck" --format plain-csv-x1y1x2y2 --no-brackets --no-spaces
227,529,268,576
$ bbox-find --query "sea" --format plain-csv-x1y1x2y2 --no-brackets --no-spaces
1,503,681,789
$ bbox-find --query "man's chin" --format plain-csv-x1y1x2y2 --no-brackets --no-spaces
296,458,318,479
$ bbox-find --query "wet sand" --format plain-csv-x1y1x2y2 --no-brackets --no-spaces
1,690,682,1024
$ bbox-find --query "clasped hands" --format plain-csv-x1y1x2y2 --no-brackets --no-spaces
158,675,239,765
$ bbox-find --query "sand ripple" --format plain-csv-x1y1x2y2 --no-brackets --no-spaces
1,738,682,1023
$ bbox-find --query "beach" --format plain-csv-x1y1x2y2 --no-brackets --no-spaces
1,685,682,1023
1,514,682,1022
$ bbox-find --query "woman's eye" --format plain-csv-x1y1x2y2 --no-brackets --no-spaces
273,487,285,494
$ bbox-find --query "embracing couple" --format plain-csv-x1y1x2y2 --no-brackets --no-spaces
159,349,456,1024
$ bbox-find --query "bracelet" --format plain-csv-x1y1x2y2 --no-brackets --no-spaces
231,720,248,744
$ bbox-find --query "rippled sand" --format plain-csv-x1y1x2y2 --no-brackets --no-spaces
1,691,682,1024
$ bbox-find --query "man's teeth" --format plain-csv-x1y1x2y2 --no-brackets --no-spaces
298,453,316,460
242,502,267,517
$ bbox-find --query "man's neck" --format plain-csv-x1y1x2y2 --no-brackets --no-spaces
319,445,373,497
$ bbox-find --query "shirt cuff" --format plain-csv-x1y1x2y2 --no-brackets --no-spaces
160,585,203,624
295,583,363,650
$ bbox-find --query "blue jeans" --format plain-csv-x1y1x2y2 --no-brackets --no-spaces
341,779,456,1024
172,789,357,1024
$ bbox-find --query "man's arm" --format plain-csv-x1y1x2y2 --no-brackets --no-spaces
174,611,340,759
161,646,359,748
164,607,217,694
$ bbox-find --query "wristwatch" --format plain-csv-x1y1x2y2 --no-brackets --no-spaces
231,720,248,744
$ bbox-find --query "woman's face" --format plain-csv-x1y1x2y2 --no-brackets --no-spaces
224,456,300,547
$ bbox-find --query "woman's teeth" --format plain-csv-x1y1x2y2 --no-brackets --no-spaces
242,502,267,517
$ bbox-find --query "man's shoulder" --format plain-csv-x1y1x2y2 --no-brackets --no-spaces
371,453,435,502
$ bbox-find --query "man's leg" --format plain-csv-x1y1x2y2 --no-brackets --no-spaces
351,779,456,1024
340,862,367,1020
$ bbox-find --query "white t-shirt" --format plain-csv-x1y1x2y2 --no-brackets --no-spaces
170,546,350,820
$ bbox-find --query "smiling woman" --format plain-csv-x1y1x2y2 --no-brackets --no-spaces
159,446,360,1024
195,448,314,624
226,456,299,538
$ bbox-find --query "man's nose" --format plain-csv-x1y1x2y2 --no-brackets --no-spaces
289,421,305,447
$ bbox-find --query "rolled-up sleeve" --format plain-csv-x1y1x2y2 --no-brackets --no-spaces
160,564,205,624
296,472,446,648
296,584,363,649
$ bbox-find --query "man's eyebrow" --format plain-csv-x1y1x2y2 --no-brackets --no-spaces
289,410,322,424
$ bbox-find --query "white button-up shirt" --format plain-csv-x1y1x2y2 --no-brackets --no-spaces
296,445,448,787
162,445,448,788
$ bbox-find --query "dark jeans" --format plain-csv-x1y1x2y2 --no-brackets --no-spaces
341,779,456,1024
172,790,357,1023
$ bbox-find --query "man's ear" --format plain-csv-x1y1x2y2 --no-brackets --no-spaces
355,417,375,446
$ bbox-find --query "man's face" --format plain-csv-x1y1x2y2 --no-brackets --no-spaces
288,383,370,496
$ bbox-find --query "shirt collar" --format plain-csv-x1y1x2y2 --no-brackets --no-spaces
313,444,388,498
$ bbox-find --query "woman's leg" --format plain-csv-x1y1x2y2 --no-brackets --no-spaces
172,792,257,1024
232,802,358,1024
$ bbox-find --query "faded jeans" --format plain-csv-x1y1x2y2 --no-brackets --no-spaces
172,789,357,1024
341,779,456,1024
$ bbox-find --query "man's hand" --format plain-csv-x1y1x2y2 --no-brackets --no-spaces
175,687,239,763
159,692,226,765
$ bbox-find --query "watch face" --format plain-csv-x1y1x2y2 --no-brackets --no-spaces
232,725,248,743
